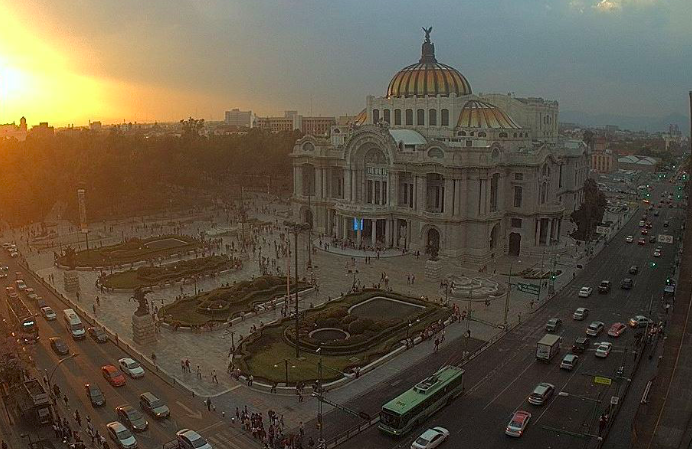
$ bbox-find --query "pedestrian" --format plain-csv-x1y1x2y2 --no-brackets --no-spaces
206,398,212,412
63,394,69,408
96,296,100,306
212,370,218,384
196,365,202,379
93,303,97,315
185,359,191,372
434,337,440,352
181,359,186,373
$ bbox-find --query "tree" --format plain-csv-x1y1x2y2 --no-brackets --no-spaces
0,334,33,386
180,117,205,140
570,178,607,242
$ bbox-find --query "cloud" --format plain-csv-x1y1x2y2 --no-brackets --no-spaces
594,0,621,11
569,0,586,12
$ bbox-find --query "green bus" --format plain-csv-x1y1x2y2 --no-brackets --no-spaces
378,365,465,436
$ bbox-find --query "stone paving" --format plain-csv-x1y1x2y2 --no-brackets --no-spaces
11,194,637,431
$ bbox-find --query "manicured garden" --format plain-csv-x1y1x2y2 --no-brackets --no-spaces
100,255,238,289
237,290,450,384
57,235,201,268
159,275,309,327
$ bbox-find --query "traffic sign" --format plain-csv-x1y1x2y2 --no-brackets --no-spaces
658,234,674,244
594,376,612,386
517,282,541,296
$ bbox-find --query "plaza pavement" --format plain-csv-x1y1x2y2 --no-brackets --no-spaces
12,196,636,431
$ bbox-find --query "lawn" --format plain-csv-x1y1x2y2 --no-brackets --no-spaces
237,290,450,384
101,255,238,289
159,275,309,326
58,235,201,268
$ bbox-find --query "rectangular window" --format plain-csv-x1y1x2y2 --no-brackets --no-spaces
513,186,523,208
514,173,524,181
374,181,381,205
406,109,413,126
441,109,449,126
394,109,401,126
409,184,414,208
417,109,425,126
367,180,373,203
429,109,437,126
383,109,391,124
372,109,380,124
511,218,522,228
382,181,387,204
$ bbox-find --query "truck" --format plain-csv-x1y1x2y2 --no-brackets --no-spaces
536,334,561,363
15,379,52,425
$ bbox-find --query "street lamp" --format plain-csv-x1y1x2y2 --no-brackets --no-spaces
284,220,311,358
504,260,520,329
406,318,420,340
274,359,295,385
48,353,79,390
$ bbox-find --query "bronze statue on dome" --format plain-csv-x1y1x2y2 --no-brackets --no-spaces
422,26,433,43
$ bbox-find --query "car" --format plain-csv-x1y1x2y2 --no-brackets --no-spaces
639,220,645,227
176,429,212,449
410,427,450,449
24,287,35,296
85,383,106,407
664,220,669,227
102,365,126,387
14,280,27,291
37,297,47,308
505,410,532,437
116,405,149,432
649,235,657,243
560,354,579,371
654,210,660,216
595,342,613,358
629,265,639,275
119,358,145,379
598,280,611,294
49,337,69,355
578,287,593,298
621,278,633,290
608,322,626,337
41,306,57,321
139,392,170,419
106,421,137,449
27,292,39,301
528,382,555,406
653,249,662,258
625,235,634,243
88,327,109,343
638,238,646,245
572,337,591,353
641,228,648,235
647,222,653,229
545,318,562,332
5,286,16,297
629,315,653,328
573,307,589,321
586,321,605,336
9,251,18,258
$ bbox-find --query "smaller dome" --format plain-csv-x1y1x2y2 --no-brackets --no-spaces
457,100,521,129
352,109,367,126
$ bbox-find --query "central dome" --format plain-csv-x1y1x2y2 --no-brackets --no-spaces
387,29,472,98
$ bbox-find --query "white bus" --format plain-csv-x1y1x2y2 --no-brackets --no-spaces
63,309,85,340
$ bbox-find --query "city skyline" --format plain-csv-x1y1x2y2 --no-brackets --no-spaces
0,0,690,127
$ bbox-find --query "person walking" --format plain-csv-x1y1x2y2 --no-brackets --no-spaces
212,370,218,384
434,337,440,353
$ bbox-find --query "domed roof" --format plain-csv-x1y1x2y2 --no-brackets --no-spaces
387,29,472,98
457,100,521,129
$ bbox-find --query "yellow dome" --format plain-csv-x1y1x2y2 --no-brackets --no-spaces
457,100,521,129
387,29,471,98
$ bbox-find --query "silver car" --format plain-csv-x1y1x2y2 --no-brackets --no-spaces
586,321,605,336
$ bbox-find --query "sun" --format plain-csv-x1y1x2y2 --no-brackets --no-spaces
0,58,30,102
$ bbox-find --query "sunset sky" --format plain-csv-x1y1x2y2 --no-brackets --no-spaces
0,0,690,127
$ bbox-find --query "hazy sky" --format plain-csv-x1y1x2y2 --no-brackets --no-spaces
0,0,690,127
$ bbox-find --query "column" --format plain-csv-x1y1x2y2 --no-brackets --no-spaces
316,168,323,199
546,219,553,246
372,219,377,246
444,178,454,217
417,175,426,212
385,219,391,247
343,217,349,240
535,218,541,246
356,226,362,247
344,169,352,202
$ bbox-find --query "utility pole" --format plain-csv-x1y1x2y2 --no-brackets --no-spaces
504,263,513,329
294,229,300,358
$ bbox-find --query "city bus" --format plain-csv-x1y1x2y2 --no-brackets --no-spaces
378,365,464,436
7,294,39,344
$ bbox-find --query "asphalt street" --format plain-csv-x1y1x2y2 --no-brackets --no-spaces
339,180,683,449
0,254,261,449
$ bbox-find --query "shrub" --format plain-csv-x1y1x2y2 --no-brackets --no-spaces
321,317,342,328
342,315,358,325
348,318,373,335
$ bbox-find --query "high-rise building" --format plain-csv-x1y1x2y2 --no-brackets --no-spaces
224,109,252,128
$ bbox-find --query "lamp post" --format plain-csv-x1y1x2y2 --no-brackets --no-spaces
504,260,520,329
48,353,79,390
284,221,311,358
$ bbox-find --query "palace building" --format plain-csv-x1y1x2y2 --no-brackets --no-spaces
291,30,589,264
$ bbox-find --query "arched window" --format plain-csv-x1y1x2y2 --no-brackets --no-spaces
459,131,467,136
372,109,380,124
478,132,487,137
429,109,437,126
405,109,413,126
394,109,401,126
441,109,449,126
513,133,517,138
499,132,508,138
417,109,425,126
383,109,391,124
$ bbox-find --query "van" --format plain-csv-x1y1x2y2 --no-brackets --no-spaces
63,309,86,340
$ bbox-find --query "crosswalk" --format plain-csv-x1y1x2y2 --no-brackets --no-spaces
205,427,264,449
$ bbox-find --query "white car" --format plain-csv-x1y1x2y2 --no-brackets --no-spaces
653,249,661,258
578,287,593,298
118,358,145,379
106,421,137,449
586,321,605,336
573,307,589,321
41,306,57,321
625,235,634,243
9,251,18,258
595,342,613,358
176,429,212,449
411,427,450,449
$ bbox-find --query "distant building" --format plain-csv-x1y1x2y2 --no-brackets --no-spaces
0,116,28,141
224,109,252,128
591,148,616,173
479,94,559,142
28,122,54,139
89,121,102,132
255,111,336,136
617,155,658,172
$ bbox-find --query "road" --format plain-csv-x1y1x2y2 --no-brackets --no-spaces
338,181,683,449
0,253,260,449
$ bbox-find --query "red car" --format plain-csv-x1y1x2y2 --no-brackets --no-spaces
607,322,626,337
638,238,646,245
102,365,126,387
641,229,648,235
